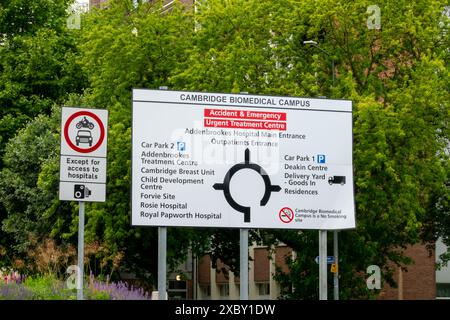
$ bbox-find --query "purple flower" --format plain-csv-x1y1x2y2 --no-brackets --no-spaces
87,274,151,300
0,283,33,300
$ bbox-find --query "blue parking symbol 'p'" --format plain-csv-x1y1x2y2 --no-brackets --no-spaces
317,155,326,163
177,142,186,151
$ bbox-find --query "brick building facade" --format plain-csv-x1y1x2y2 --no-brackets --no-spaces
192,245,293,300
380,244,436,300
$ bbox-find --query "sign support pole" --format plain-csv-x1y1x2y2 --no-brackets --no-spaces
240,228,249,300
193,254,197,300
158,226,167,300
157,86,168,301
333,230,339,300
238,91,249,301
319,230,327,300
77,201,85,300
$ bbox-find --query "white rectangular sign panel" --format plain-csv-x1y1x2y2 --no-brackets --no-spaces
132,89,355,229
59,107,108,202
59,181,106,202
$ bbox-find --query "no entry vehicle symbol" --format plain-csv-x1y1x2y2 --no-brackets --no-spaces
64,111,105,153
279,207,294,223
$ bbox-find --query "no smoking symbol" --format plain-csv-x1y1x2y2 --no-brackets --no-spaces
279,207,294,223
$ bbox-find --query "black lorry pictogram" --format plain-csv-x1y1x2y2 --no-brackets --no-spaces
328,175,346,185
213,148,281,223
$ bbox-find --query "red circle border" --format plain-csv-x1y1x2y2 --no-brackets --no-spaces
279,207,294,223
64,111,105,153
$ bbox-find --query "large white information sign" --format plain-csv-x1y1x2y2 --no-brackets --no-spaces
132,89,355,229
59,107,108,202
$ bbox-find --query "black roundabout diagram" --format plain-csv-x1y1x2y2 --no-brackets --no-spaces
213,148,281,223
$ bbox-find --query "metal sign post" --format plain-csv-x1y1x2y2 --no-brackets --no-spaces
319,230,327,300
333,230,339,300
77,201,85,300
157,86,168,301
158,226,167,300
240,229,249,300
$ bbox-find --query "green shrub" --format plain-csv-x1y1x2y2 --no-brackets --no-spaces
23,275,75,300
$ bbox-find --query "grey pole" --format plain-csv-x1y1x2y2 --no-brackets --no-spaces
333,230,339,300
77,201,85,300
158,226,167,300
319,230,327,300
193,254,197,300
303,40,334,92
157,85,168,301
236,92,249,300
240,228,249,300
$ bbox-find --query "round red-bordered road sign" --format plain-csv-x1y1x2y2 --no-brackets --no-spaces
64,111,105,153
279,207,294,223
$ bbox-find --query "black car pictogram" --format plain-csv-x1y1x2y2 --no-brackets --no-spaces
76,130,93,146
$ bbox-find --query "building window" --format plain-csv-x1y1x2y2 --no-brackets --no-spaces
219,284,229,298
257,282,270,299
437,283,450,298
200,284,211,300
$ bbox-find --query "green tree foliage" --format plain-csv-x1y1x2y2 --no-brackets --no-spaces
0,109,71,253
0,0,70,38
0,0,85,158
0,0,86,268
